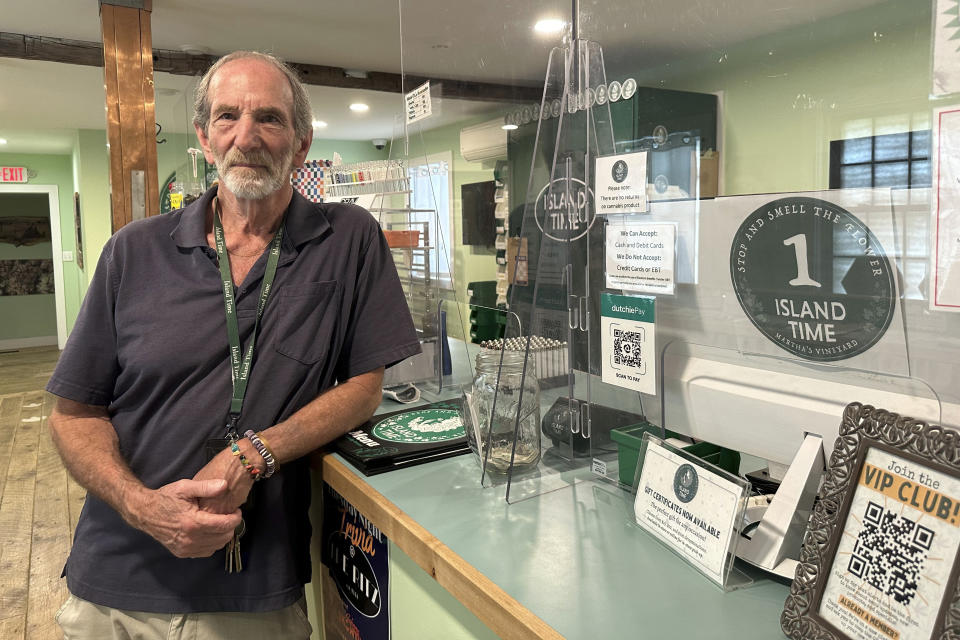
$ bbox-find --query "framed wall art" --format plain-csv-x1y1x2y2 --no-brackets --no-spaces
782,402,960,640
74,191,84,270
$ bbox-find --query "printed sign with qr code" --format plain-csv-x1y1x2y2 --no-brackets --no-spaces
601,293,655,394
612,326,646,374
818,448,960,640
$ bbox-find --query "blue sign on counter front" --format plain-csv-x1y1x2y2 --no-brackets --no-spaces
321,483,390,639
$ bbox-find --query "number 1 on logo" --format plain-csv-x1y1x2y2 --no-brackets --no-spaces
783,233,822,288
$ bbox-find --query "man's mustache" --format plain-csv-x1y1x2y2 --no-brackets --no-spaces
223,150,274,169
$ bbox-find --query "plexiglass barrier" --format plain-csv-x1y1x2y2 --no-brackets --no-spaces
391,0,960,510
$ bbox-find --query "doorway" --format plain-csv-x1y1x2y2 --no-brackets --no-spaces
0,184,65,350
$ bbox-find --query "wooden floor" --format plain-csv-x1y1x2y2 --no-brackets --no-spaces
0,346,85,640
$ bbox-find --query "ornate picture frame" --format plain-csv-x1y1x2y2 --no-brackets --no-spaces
782,403,960,640
74,191,84,270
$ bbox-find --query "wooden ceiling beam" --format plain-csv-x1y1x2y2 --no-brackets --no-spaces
0,31,540,103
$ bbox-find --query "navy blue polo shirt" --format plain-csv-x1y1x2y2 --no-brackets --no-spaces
47,186,420,613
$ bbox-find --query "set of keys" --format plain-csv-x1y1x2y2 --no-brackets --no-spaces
225,518,246,573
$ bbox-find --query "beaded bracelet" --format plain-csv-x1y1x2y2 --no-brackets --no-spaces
256,432,277,465
230,437,262,481
244,429,276,479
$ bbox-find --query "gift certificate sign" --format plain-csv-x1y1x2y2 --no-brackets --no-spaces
818,448,960,640
606,221,677,294
634,439,743,586
600,293,655,395
595,151,648,215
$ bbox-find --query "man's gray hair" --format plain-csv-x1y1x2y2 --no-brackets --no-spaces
192,51,312,143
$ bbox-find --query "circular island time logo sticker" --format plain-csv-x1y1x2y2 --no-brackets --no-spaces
730,196,896,362
533,177,597,242
674,463,699,503
612,160,628,183
370,409,464,444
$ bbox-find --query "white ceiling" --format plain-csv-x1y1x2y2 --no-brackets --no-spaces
0,0,898,155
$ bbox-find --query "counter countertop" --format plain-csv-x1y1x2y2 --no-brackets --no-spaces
322,397,791,639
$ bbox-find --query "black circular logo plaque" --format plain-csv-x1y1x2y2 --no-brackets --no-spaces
730,196,896,362
612,160,628,183
673,464,699,503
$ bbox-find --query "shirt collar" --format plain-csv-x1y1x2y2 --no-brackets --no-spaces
170,185,331,251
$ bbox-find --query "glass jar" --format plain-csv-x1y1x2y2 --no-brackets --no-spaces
467,348,541,474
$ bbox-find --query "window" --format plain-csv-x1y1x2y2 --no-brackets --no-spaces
829,131,932,300
829,131,931,189
408,152,454,284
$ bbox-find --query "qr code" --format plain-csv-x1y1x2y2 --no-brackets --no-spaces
848,501,934,606
612,327,644,369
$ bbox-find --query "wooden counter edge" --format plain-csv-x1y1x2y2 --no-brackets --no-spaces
321,454,564,640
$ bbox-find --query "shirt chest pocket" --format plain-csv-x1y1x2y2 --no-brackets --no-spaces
274,281,342,364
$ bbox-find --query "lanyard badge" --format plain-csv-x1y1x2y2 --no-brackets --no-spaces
212,197,285,437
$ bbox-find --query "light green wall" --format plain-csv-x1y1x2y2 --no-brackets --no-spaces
73,130,111,294
389,541,499,640
0,194,56,341
406,115,503,340
307,138,389,164
631,0,931,196
0,152,81,340
157,131,195,190
73,129,189,301
0,295,58,342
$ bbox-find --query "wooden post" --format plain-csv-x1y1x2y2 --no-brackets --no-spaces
100,1,159,231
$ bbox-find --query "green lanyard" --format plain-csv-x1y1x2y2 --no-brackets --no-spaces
212,197,285,434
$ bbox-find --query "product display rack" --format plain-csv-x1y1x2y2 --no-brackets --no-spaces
324,160,442,386
467,280,503,343
493,176,510,307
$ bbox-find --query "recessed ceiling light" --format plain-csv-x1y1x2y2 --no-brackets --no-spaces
312,120,328,128
0,138,7,145
501,124,519,131
349,103,369,112
534,18,565,34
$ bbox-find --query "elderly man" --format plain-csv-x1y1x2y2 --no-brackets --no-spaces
47,51,419,638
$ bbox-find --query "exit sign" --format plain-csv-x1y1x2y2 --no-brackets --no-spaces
1,167,28,183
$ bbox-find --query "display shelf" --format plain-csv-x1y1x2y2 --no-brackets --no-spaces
365,161,443,387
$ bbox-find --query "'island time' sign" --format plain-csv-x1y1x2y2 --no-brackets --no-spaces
730,196,895,362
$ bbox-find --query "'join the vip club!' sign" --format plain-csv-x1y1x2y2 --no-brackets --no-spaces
730,196,896,362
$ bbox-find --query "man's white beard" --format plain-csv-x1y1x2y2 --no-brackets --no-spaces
214,147,294,200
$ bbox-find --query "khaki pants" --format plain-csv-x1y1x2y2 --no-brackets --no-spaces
55,593,313,640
